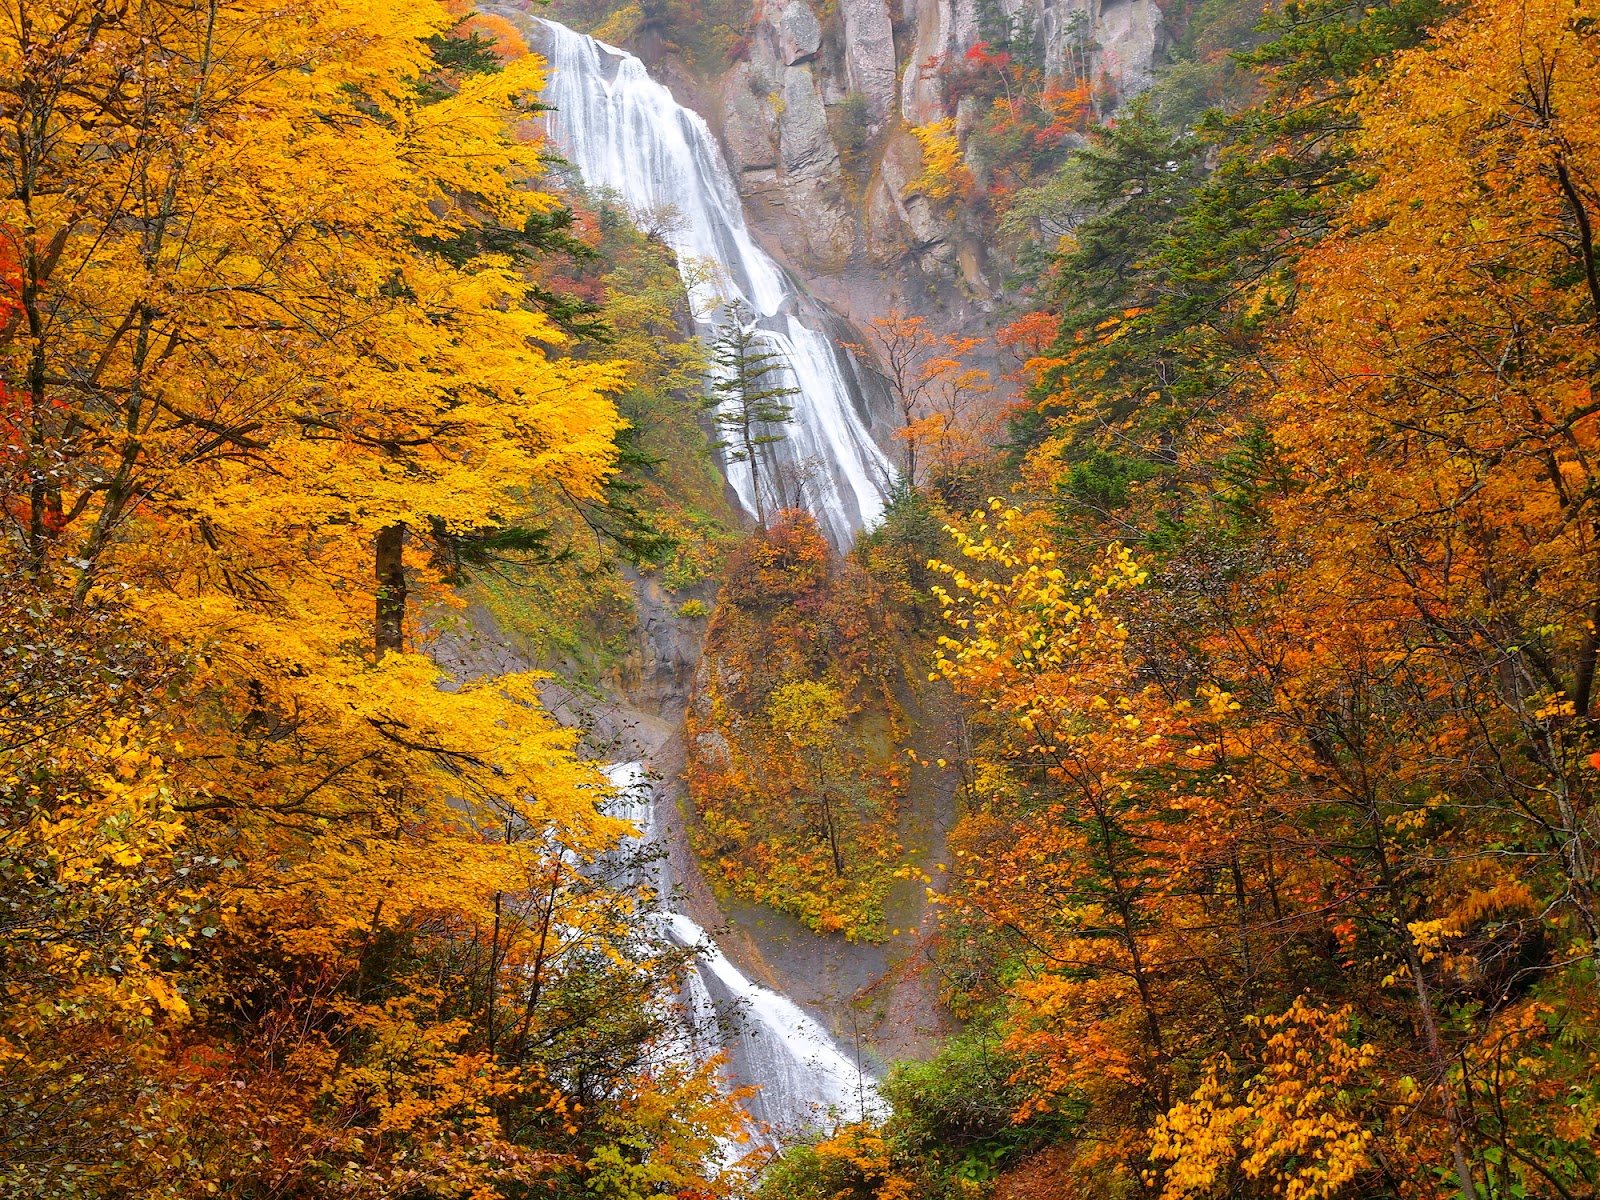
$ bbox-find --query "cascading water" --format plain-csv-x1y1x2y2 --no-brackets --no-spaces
475,8,894,1141
489,7,895,547
606,764,885,1139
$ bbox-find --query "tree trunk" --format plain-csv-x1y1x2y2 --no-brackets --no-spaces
1363,792,1480,1200
821,788,845,874
375,523,406,657
902,407,919,490
744,426,766,529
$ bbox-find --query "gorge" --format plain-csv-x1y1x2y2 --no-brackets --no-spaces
484,6,906,1132
503,10,897,547
8,0,1599,1196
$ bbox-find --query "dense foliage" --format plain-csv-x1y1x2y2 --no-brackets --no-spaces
0,1,746,1195
686,512,911,941
10,0,1600,1195
757,0,1600,1195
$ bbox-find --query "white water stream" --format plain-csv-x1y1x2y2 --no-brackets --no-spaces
494,10,895,547
606,763,885,1140
477,6,895,1141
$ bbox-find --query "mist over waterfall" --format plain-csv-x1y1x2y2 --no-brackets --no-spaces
496,10,895,548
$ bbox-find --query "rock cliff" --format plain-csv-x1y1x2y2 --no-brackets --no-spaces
708,0,1161,324
553,0,1163,335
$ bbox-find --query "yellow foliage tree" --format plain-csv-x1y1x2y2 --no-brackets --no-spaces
910,119,976,209
0,0,747,1194
1151,1000,1378,1200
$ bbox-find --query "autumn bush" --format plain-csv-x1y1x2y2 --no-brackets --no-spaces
686,512,910,941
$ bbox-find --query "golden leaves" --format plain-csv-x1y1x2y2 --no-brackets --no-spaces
1151,1001,1377,1200
0,3,721,1194
909,118,977,206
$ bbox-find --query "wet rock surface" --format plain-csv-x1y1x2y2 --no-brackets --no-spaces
437,558,955,1072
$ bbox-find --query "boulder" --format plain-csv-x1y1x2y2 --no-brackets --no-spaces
777,0,822,65
838,0,898,123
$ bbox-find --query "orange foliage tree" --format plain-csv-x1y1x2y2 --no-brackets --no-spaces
686,511,910,941
835,0,1600,1196
851,311,995,493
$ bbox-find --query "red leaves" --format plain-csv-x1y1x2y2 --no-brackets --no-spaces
0,226,20,325
965,40,1013,71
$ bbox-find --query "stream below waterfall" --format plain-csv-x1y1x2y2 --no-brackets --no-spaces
477,2,903,1140
606,763,886,1140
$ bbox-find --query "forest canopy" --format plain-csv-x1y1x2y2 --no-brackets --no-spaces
740,0,1600,1196
0,0,744,1195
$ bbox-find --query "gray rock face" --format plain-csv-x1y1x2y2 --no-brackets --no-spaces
777,0,822,64
837,0,896,123
893,0,1163,117
1030,0,1163,94
726,61,780,171
776,66,854,265
700,0,1163,289
715,2,855,271
868,128,954,270
721,62,780,173
1091,0,1162,93
899,0,955,126
779,64,835,176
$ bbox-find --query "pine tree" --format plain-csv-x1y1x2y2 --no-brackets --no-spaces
705,301,798,527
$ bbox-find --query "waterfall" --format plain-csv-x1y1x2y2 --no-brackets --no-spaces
491,7,895,547
606,764,886,1140
474,8,895,1142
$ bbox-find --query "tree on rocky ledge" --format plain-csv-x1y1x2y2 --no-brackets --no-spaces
705,300,797,527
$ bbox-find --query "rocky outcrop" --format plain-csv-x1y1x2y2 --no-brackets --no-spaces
866,127,950,273
718,0,856,270
777,0,822,63
1036,0,1163,92
690,0,1163,337
900,0,954,127
839,0,897,123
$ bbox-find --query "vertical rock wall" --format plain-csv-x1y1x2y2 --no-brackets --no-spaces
546,0,1160,333
675,0,1162,334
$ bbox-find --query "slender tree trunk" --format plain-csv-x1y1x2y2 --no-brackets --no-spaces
1230,849,1254,1006
511,859,563,1061
23,223,52,575
771,454,790,514
486,890,503,1058
1363,792,1480,1200
743,423,766,529
375,523,405,657
821,787,845,874
902,399,919,489
1088,792,1169,1106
